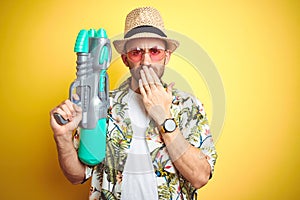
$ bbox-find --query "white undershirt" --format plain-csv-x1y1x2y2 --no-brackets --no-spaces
121,89,158,200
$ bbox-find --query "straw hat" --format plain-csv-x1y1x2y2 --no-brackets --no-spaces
113,7,180,54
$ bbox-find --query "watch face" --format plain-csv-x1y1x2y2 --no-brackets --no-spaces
164,119,176,132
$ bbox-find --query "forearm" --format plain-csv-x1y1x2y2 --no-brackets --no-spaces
54,133,85,184
162,129,211,189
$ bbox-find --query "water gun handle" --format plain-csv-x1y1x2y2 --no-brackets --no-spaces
53,113,69,125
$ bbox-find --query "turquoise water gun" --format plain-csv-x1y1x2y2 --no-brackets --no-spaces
54,28,111,166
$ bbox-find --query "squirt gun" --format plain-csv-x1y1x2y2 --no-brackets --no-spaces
54,28,111,166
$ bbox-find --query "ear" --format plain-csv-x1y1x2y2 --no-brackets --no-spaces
164,51,171,65
121,54,130,67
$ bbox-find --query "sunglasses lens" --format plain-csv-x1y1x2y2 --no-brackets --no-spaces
149,48,165,61
127,49,143,62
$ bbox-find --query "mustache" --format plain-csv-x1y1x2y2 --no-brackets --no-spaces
140,63,164,68
139,63,164,72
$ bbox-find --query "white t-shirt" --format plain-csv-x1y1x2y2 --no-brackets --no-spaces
121,89,158,200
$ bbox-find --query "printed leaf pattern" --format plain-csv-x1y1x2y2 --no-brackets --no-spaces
77,79,218,200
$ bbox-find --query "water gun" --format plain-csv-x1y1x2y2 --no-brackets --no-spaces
54,28,111,166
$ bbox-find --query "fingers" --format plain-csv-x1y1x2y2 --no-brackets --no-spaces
140,66,163,90
71,93,80,103
142,66,155,85
149,68,162,86
139,79,147,97
139,70,153,96
50,99,83,137
139,65,174,98
143,66,162,85
51,99,79,123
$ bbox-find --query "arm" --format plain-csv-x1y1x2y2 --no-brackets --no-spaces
161,128,211,189
50,99,85,184
139,66,214,189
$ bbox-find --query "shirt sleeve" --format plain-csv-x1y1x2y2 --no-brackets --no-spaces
195,98,218,175
81,165,94,184
173,93,218,176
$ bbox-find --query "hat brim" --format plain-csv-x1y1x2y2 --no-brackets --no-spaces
113,32,180,54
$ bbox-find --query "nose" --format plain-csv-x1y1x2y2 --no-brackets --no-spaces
140,51,151,66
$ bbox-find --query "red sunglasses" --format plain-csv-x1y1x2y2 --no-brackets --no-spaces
126,47,167,62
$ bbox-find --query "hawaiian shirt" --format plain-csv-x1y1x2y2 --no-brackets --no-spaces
74,78,217,200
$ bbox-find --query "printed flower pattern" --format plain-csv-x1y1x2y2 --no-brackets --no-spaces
74,78,217,200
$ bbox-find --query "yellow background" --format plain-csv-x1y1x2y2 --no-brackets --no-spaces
0,0,299,199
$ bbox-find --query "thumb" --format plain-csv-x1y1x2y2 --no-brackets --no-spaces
166,82,175,95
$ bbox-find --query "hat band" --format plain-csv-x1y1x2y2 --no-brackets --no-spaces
124,25,167,38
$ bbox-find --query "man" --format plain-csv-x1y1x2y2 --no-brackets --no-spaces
50,6,217,200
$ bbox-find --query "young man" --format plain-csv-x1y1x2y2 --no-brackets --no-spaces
50,6,217,200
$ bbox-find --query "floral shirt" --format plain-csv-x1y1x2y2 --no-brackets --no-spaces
74,78,217,200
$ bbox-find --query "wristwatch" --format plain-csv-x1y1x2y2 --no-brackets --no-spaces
160,118,177,133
